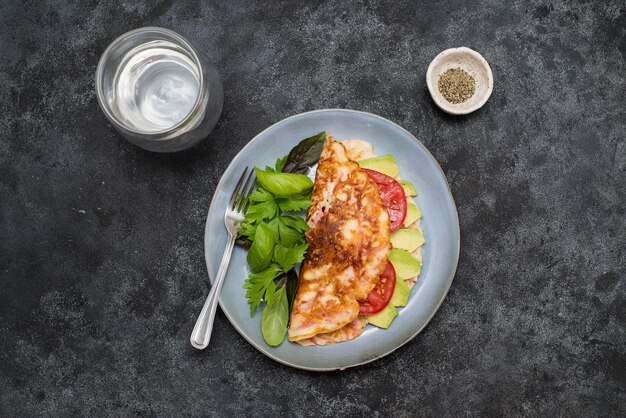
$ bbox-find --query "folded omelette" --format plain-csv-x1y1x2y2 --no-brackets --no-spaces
288,136,391,343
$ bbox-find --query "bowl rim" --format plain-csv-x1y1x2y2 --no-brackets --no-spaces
426,46,493,115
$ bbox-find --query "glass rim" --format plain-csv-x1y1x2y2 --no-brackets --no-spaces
95,26,206,138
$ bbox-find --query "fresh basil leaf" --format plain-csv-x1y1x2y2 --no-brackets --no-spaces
266,217,279,239
280,215,310,232
282,132,326,174
278,221,305,247
261,286,289,346
273,243,308,272
247,223,276,273
255,168,313,197
243,265,282,315
276,194,312,212
273,269,299,311
284,269,299,310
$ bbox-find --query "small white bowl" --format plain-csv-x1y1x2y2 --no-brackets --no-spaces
426,47,493,115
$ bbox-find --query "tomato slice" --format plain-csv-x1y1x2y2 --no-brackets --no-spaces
362,168,407,232
359,261,396,315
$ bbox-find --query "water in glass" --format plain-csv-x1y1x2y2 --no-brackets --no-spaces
114,40,200,132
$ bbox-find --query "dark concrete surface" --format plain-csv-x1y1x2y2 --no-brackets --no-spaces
1,0,625,416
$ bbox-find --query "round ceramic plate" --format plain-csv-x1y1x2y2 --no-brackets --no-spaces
204,109,459,371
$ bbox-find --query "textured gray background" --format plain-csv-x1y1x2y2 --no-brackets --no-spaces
1,0,625,416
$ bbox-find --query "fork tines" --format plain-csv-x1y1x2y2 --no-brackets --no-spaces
229,167,256,213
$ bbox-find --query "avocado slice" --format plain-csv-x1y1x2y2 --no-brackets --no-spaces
390,278,411,307
390,228,425,253
403,201,422,227
389,248,422,280
358,155,400,178
398,180,417,196
367,303,398,329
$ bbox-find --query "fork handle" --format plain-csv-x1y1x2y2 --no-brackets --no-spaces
190,234,236,350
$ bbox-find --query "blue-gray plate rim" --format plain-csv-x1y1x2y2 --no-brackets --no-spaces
203,109,460,371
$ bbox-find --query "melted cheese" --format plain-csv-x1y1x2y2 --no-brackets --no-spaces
341,139,374,160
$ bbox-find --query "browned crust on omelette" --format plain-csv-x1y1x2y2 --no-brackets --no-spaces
288,136,391,342
295,316,369,346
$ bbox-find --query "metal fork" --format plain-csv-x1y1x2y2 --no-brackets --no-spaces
190,167,256,350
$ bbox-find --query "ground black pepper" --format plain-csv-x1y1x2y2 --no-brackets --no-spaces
438,68,475,104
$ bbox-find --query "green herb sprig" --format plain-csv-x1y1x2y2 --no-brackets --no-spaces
240,132,326,346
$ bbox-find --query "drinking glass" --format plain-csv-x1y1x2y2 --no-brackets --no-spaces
96,27,223,152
